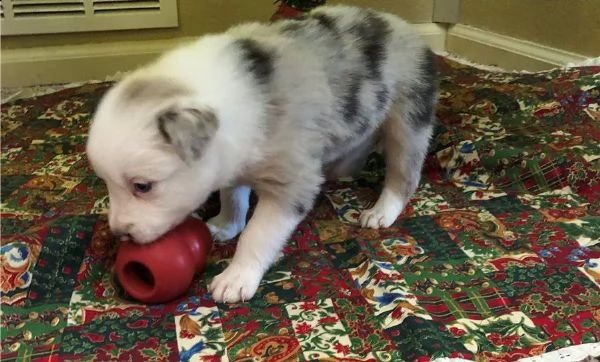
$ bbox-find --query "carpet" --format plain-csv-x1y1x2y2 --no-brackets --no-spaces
1,56,599,362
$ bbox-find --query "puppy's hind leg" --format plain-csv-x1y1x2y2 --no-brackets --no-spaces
360,50,438,229
207,186,251,242
360,104,434,229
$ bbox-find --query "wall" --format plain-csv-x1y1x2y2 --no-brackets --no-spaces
334,0,433,22
1,0,433,50
458,0,600,57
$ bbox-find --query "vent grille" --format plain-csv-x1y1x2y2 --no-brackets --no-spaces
0,0,178,35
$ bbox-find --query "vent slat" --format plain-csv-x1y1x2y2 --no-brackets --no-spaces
93,2,159,10
12,0,83,4
13,5,85,14
94,8,158,14
14,10,84,16
93,0,159,3
13,4,84,9
92,0,160,14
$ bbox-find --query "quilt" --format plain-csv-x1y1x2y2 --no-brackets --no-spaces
1,56,599,361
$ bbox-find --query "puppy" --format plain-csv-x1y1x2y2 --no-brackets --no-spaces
86,5,438,303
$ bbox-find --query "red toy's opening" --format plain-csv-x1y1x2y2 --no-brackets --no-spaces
122,261,155,297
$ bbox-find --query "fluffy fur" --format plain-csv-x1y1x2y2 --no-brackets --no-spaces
86,5,438,303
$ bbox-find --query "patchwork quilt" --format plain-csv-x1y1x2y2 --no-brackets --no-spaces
1,57,599,361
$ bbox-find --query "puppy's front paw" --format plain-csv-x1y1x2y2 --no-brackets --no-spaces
360,199,404,229
207,214,245,242
209,262,262,303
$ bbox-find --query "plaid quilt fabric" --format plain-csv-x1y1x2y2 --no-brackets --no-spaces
1,57,599,362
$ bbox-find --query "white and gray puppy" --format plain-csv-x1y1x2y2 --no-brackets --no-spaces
86,5,438,303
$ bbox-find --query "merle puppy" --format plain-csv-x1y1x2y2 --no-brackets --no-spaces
86,5,438,302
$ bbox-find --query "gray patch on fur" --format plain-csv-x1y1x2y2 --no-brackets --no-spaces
281,12,336,29
236,39,274,86
375,86,390,113
294,202,307,216
341,75,362,124
157,107,219,160
352,12,391,80
311,13,337,32
120,77,190,104
324,11,391,134
357,119,370,134
157,111,175,144
407,48,438,128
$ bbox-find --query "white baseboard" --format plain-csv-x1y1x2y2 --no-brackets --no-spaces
1,23,446,88
447,24,590,71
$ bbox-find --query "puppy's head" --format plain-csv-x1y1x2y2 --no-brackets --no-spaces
87,73,220,244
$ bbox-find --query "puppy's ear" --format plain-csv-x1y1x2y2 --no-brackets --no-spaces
157,104,219,161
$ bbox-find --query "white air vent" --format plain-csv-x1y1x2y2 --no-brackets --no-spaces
0,0,178,35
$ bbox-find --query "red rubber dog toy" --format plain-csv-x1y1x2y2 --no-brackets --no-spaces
115,217,213,304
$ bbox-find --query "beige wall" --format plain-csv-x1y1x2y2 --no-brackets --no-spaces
1,0,433,50
459,0,600,56
335,0,433,22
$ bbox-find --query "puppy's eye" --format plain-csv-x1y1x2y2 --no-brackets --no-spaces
133,182,153,193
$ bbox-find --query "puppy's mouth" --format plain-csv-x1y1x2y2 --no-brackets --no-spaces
119,235,132,242
113,231,151,245
112,233,135,244
119,223,179,245
112,215,190,245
